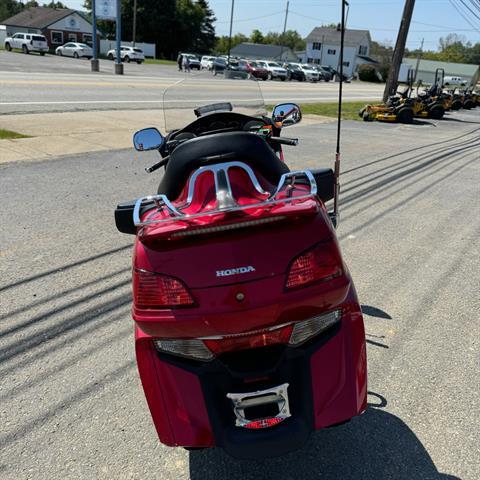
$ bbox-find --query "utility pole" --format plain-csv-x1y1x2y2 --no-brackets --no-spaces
227,0,235,65
383,0,415,102
320,34,324,64
115,0,123,74
279,1,289,61
91,0,99,71
132,0,137,46
413,37,424,82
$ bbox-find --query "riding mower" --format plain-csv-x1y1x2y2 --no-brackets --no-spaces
461,88,477,110
359,92,415,124
449,88,465,111
412,81,446,119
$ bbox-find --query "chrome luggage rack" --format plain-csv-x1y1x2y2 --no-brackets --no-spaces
133,161,317,227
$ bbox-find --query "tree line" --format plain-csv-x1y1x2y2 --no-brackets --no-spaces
0,0,67,22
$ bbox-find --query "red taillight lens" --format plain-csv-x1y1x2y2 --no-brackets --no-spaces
133,269,194,308
243,417,286,429
203,324,293,356
286,241,342,289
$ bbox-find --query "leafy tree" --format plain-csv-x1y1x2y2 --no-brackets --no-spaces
46,1,68,7
195,0,216,53
214,29,305,55
0,0,24,22
250,29,264,44
370,40,394,79
215,33,248,54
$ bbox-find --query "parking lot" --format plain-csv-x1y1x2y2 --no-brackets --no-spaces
0,51,384,115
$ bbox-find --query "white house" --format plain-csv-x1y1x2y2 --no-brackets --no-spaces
304,27,378,77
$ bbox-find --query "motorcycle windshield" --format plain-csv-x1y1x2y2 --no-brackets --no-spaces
162,71,267,133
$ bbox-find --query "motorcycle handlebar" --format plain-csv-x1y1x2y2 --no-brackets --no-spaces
145,157,169,173
269,136,299,146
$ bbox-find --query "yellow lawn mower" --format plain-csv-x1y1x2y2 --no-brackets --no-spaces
359,87,415,124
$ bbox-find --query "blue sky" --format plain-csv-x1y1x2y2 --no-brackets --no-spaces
59,0,480,50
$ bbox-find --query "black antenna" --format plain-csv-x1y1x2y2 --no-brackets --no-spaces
332,0,348,227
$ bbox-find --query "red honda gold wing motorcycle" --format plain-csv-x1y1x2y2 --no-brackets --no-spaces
115,72,367,459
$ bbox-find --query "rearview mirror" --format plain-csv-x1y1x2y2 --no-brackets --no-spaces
272,103,302,127
133,127,164,151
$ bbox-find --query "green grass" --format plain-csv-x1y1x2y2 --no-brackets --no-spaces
144,58,177,65
0,129,30,140
299,101,371,121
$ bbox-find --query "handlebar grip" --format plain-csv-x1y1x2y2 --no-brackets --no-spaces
145,158,168,173
269,136,299,146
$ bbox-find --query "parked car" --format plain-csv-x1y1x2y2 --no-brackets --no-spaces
107,46,145,64
180,53,201,70
55,42,93,59
4,32,48,55
284,63,320,82
257,61,287,81
212,56,227,75
284,63,305,81
444,76,467,87
321,65,350,82
200,55,216,70
315,65,332,81
237,60,269,80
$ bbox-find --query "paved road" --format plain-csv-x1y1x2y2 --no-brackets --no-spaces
0,110,479,479
0,51,384,114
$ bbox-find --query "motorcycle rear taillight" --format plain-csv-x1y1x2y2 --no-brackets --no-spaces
286,241,342,290
152,310,341,361
203,324,294,356
133,269,195,308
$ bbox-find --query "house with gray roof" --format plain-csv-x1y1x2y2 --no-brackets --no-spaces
0,6,95,48
230,42,297,62
303,27,377,76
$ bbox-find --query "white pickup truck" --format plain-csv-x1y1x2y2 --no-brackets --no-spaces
4,33,49,55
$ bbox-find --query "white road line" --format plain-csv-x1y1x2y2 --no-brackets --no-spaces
0,95,378,107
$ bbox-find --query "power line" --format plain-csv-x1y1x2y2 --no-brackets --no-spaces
448,0,480,30
457,0,480,20
215,11,284,24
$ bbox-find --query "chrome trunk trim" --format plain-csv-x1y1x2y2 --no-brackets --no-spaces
133,161,317,227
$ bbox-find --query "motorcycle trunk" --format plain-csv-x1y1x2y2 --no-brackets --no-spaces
131,164,367,459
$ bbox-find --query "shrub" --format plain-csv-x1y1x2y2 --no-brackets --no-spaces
358,64,381,82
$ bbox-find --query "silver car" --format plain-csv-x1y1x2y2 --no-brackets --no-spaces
56,42,93,59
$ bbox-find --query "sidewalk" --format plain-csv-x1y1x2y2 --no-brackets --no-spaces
0,110,333,164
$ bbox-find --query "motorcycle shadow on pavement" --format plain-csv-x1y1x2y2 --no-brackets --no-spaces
188,392,460,480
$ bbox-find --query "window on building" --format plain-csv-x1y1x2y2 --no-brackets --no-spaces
312,42,321,50
327,49,336,55
359,45,368,55
68,33,76,42
51,31,63,44
307,57,313,63
343,61,350,67
83,34,92,45
314,59,320,64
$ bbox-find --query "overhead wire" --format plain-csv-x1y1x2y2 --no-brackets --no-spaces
457,0,480,20
448,0,480,31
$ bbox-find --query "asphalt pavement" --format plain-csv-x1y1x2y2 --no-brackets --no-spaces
0,51,384,115
0,110,479,479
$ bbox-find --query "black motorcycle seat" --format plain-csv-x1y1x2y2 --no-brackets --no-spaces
157,132,290,199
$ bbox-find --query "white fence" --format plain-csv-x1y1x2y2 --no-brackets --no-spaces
100,39,156,58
